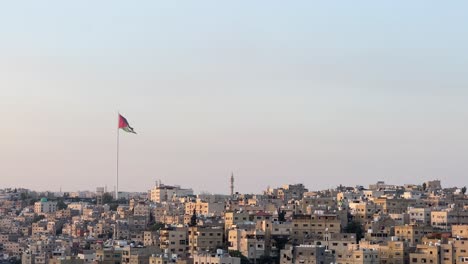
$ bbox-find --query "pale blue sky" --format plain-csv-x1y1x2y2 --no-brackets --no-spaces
1,1,468,194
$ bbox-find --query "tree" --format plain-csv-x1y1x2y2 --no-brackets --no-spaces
109,203,119,211
344,220,364,243
33,215,45,223
20,192,28,201
462,186,467,195
422,182,427,191
258,255,275,264
229,250,250,264
149,222,165,231
102,192,114,204
57,199,67,210
278,210,286,222
272,236,289,251
189,208,197,227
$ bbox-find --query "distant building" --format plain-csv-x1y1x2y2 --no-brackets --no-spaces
193,251,240,264
34,198,57,214
188,226,223,255
150,184,193,203
280,244,334,264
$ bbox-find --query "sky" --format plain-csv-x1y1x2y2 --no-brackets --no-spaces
1,1,468,194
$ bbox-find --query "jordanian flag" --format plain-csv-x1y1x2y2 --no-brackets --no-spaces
118,114,136,134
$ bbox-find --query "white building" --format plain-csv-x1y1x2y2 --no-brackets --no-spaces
34,198,57,214
150,183,193,203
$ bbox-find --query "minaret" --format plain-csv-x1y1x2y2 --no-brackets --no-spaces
230,172,234,197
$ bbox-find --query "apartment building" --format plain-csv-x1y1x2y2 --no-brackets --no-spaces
150,184,193,203
224,211,250,232
188,226,223,255
408,207,432,225
192,252,240,264
185,200,225,217
374,197,416,215
336,247,380,264
394,224,433,246
34,198,57,214
159,227,189,257
291,214,341,244
431,210,468,230
280,244,333,264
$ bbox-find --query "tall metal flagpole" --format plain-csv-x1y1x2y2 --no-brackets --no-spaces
116,112,120,200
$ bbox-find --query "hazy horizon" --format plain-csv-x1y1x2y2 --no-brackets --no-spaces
1,1,468,194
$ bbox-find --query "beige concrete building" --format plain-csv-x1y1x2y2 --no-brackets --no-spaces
121,246,160,264
144,231,159,246
95,247,124,264
359,239,407,264
185,200,225,217
394,224,433,246
188,226,223,255
49,256,85,264
150,184,193,203
227,229,265,261
431,210,468,230
320,233,357,258
224,211,250,232
408,207,432,225
336,247,380,264
280,245,332,264
133,202,151,223
374,197,416,215
409,243,444,264
364,215,396,242
159,227,189,257
192,252,240,264
349,202,382,223
452,225,468,238
291,214,341,244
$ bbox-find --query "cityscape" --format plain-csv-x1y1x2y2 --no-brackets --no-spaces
0,178,467,264
2,1,468,264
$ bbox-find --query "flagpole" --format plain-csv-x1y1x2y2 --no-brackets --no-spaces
116,113,120,201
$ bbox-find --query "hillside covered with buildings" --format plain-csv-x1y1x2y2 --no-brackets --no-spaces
0,179,467,264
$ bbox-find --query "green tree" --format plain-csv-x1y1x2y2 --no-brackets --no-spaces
229,250,250,264
189,209,197,227
57,199,67,210
33,215,45,223
102,192,114,204
149,222,165,231
272,236,289,251
109,203,119,211
20,192,28,201
344,220,364,243
278,210,286,222
258,255,276,264
462,186,467,195
422,182,427,191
